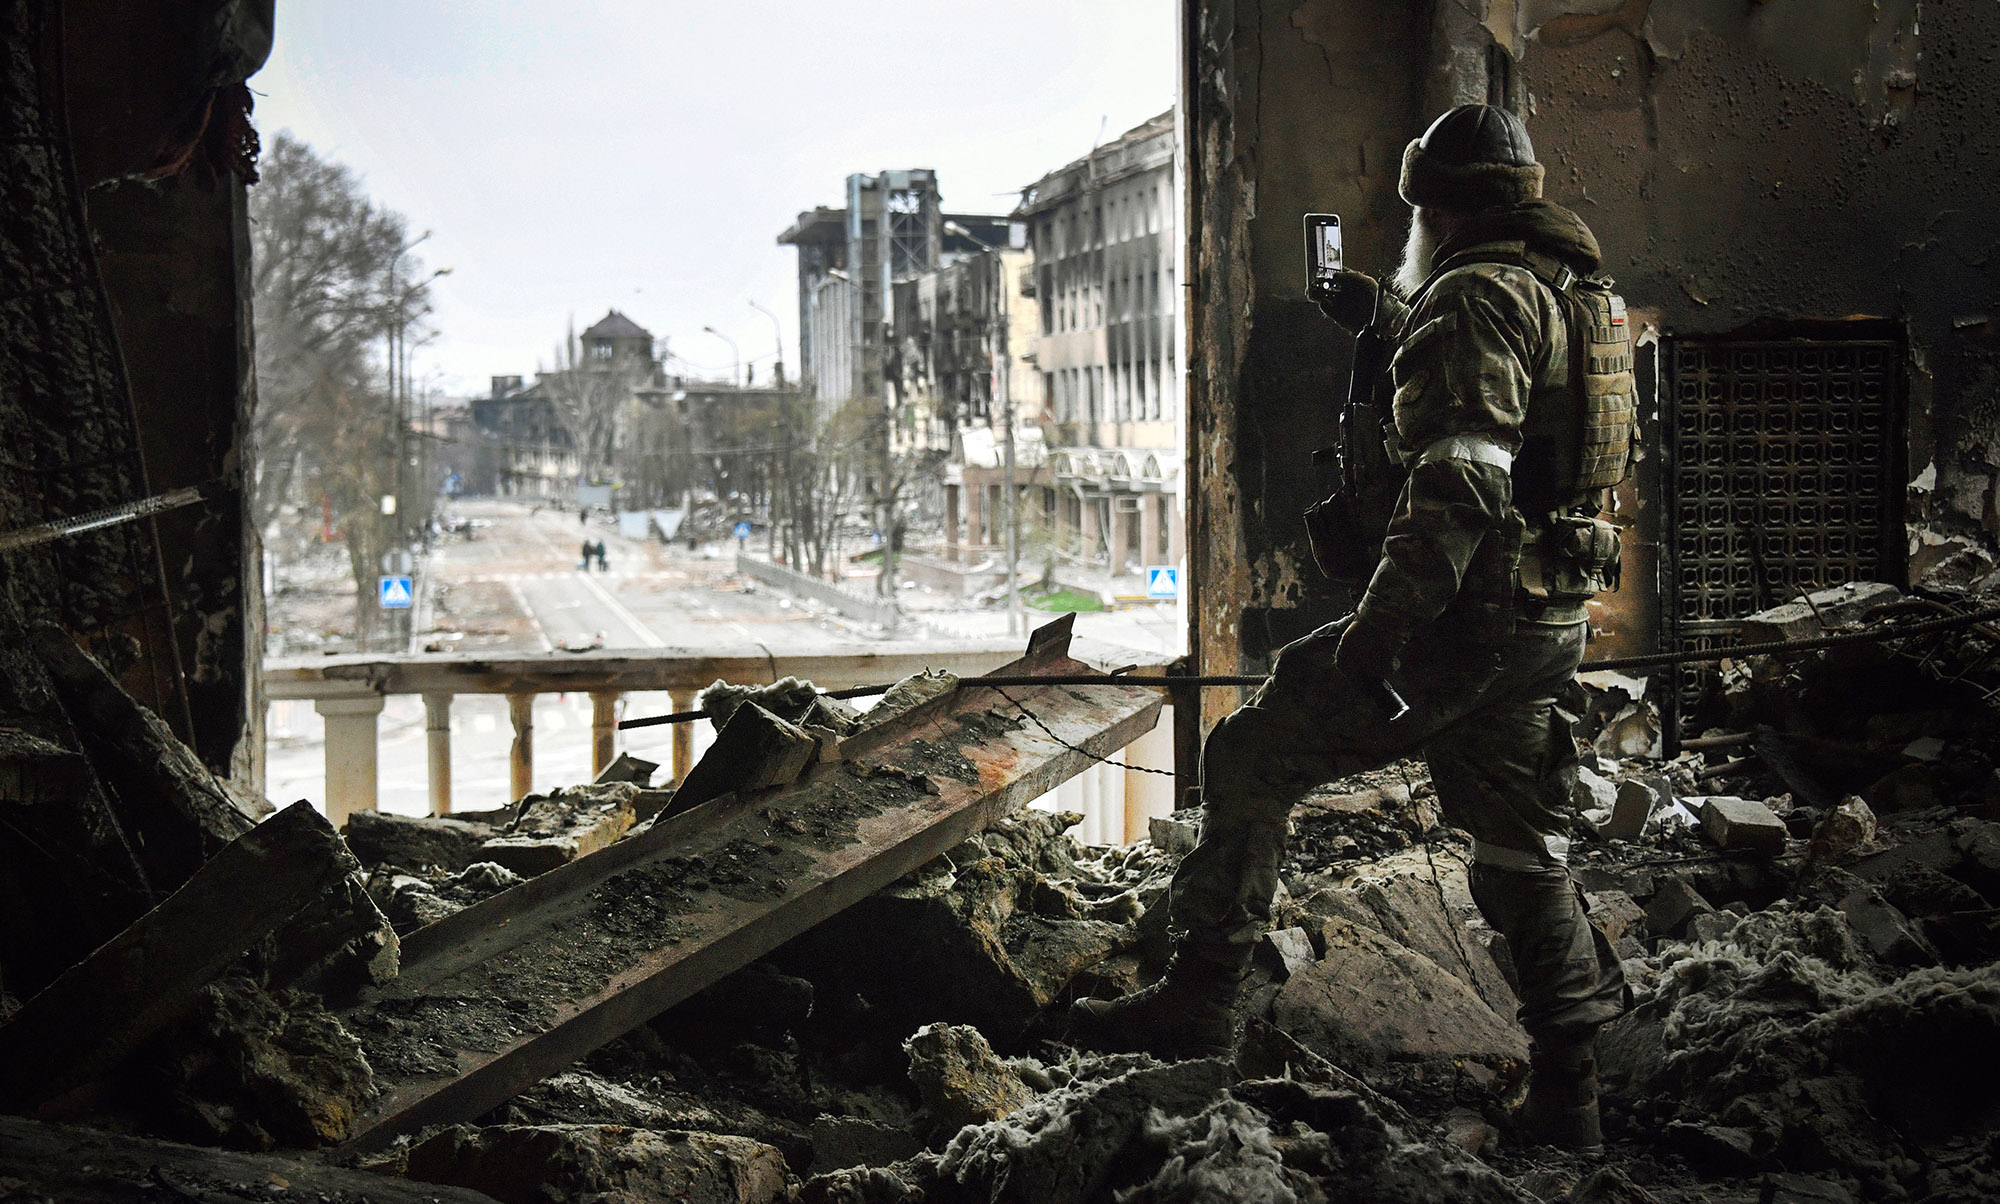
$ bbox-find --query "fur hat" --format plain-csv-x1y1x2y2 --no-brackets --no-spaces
1399,104,1544,213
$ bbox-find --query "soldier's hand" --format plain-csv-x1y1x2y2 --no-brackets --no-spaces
1335,617,1403,684
1309,270,1381,332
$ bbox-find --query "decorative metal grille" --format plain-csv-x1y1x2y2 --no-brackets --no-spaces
1661,338,1902,726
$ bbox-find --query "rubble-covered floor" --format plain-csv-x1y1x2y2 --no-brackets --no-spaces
8,585,2000,1203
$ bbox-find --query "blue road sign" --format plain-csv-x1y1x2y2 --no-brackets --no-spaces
379,575,414,609
1146,566,1179,599
734,521,752,540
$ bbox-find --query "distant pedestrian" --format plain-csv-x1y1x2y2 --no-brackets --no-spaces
579,538,593,571
580,506,590,525
594,539,609,572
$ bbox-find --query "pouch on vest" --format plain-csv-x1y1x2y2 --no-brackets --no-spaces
1519,513,1622,603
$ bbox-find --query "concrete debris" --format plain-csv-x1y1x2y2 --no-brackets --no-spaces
1643,877,1715,939
1613,905,2000,1197
774,808,1137,1041
0,800,384,1118
904,1023,1035,1138
147,972,378,1150
1258,926,1317,979
0,1114,504,1204
480,780,670,875
594,751,659,786
1574,763,1618,815
1272,912,1528,1079
344,809,498,873
668,700,823,818
1697,796,1789,856
1598,778,1658,842
698,675,863,736
378,859,526,933
404,1123,790,1204
1737,582,1904,644
1809,796,1880,865
1148,808,1200,854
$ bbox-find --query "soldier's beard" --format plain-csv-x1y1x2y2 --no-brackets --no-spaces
1392,209,1439,299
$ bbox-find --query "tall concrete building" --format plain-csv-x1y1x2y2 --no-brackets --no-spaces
777,171,1013,417
1015,111,1182,582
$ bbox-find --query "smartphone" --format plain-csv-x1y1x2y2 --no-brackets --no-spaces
1303,213,1342,297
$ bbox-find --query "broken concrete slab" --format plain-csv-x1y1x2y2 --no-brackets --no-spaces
667,700,821,819
1147,811,1199,854
345,810,497,873
1644,878,1715,939
809,1115,923,1174
1295,873,1521,1021
594,751,659,786
478,782,665,876
1275,914,1528,1077
776,835,1134,1042
1737,582,1903,644
1574,764,1618,814
404,1123,790,1204
1809,797,1879,866
1259,926,1316,980
1600,778,1659,842
1698,796,1789,856
0,800,370,1116
905,1023,1035,1139
0,1114,503,1203
1586,890,1649,959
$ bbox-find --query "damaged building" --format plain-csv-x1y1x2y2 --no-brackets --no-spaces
6,2,2000,1203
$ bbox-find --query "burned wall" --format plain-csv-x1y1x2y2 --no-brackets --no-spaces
1184,0,1433,726
1185,0,2000,729
1513,0,2000,587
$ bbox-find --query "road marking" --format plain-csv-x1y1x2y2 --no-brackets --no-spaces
572,569,667,648
505,580,555,653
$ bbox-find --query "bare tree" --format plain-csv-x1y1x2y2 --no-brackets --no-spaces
250,132,438,644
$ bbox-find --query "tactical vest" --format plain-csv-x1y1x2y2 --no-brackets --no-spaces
1416,243,1637,514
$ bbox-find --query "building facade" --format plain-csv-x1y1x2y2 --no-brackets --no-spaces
1015,111,1182,582
778,173,1014,419
471,310,664,502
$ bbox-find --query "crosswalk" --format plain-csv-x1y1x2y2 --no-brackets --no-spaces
452,570,681,585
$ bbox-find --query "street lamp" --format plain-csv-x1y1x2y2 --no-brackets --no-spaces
943,221,1023,637
702,325,741,387
749,299,784,387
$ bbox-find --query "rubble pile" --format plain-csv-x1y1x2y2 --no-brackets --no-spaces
9,589,2000,1201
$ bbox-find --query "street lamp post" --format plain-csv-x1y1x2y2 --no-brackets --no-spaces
944,221,1022,637
749,300,784,387
702,325,742,387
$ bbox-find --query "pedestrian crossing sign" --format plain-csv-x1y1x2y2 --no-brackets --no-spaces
1146,565,1179,599
379,575,414,609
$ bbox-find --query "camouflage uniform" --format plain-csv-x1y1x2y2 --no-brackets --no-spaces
1170,200,1627,1048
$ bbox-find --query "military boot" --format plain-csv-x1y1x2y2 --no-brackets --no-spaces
1067,952,1240,1060
1516,1036,1603,1152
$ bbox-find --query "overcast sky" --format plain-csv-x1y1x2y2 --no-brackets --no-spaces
253,1,1177,395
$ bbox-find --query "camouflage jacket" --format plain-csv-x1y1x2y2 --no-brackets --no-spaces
1354,201,1604,641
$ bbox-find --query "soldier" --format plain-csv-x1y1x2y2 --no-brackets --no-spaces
1071,104,1633,1151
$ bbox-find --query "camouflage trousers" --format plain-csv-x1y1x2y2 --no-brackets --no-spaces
1170,615,1626,1044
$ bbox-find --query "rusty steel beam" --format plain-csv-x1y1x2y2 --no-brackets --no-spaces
334,616,1160,1152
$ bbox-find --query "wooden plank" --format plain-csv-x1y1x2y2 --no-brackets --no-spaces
334,630,1160,1152
0,801,358,1114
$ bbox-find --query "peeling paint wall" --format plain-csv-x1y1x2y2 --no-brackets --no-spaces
1187,0,2000,722
1185,0,1431,728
